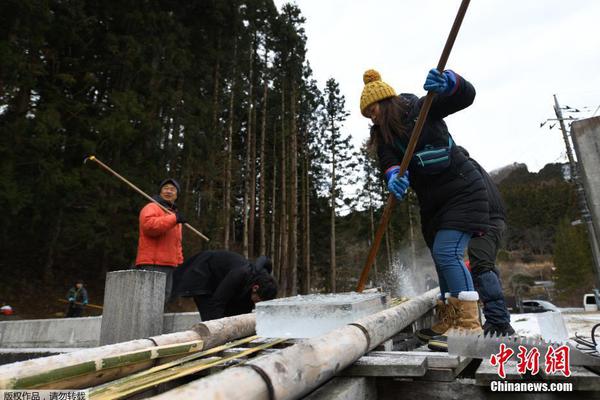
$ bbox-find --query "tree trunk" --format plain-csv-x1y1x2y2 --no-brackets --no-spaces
259,78,268,257
270,128,278,279
242,38,254,258
278,83,289,296
249,101,257,258
223,41,237,250
211,39,221,133
43,207,64,284
288,86,298,295
330,117,337,293
302,152,311,294
368,187,378,282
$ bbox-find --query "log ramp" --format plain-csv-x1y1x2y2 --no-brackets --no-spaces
0,314,254,390
148,289,439,400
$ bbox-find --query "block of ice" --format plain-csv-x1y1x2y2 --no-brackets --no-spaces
510,312,569,342
255,292,389,338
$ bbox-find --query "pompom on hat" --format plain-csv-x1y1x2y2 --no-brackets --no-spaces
360,69,397,117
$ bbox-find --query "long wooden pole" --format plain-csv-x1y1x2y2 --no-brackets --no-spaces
357,0,471,292
57,298,104,310
84,155,210,242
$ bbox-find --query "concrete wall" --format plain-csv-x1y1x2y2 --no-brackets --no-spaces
0,312,199,348
571,116,600,254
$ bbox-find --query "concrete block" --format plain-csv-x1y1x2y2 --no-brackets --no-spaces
256,292,388,338
0,317,101,348
100,270,166,345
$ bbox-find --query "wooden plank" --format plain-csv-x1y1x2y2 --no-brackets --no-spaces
341,354,427,377
475,360,523,385
543,366,600,391
304,377,377,400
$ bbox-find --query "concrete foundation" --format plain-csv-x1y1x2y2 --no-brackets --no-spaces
305,377,377,400
0,312,199,350
100,270,166,345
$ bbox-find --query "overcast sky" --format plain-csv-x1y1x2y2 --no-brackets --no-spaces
273,0,600,172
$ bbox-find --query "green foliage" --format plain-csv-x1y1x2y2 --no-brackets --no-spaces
553,217,595,298
499,163,576,254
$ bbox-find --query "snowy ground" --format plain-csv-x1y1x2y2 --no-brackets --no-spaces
562,312,600,338
508,311,600,341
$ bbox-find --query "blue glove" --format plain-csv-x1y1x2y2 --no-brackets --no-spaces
83,300,88,305
424,68,457,95
68,297,75,303
385,166,410,201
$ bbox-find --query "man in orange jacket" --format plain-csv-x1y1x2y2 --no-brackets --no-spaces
135,178,185,303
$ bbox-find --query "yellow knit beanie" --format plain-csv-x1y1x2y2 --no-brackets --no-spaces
360,69,397,117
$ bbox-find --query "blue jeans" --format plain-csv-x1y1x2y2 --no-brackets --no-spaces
431,229,474,297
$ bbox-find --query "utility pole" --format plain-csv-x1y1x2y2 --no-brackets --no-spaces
553,95,600,298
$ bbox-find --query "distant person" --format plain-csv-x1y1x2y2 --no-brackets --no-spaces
135,178,185,303
66,279,88,318
171,251,278,321
360,68,489,351
462,148,515,336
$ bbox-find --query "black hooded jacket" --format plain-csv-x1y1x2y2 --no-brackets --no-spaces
458,146,506,221
376,74,490,247
171,250,269,320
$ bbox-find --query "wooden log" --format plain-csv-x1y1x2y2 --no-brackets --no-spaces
147,289,439,400
0,313,255,390
192,313,256,349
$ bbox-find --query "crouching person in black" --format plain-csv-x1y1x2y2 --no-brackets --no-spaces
171,251,278,321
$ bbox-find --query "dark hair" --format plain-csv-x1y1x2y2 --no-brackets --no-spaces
253,272,278,301
254,256,273,274
368,96,412,148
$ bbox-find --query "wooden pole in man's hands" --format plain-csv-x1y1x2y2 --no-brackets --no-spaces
84,155,210,242
356,0,471,292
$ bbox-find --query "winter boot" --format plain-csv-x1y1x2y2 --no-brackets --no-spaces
473,270,515,336
417,295,454,342
428,291,482,352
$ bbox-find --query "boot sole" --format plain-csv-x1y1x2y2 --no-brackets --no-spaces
427,338,448,352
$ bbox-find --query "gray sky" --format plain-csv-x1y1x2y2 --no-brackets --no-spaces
274,0,600,172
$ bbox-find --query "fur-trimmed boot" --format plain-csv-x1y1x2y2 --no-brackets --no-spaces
417,294,454,342
428,291,482,352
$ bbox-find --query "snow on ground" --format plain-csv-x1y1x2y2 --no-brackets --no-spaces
562,312,600,338
508,311,600,341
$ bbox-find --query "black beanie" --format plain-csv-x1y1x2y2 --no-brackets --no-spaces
159,178,181,194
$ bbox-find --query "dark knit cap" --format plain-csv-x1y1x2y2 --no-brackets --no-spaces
159,178,181,193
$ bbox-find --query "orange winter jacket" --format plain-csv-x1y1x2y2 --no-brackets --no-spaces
135,202,183,267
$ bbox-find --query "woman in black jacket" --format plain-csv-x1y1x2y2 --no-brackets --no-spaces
360,68,490,350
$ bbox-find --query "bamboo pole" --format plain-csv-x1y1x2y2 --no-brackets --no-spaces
84,155,210,242
357,0,471,292
148,289,439,400
90,338,286,400
0,313,256,390
57,298,104,310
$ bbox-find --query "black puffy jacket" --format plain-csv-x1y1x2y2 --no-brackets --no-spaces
376,74,490,247
458,146,506,221
171,250,268,320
